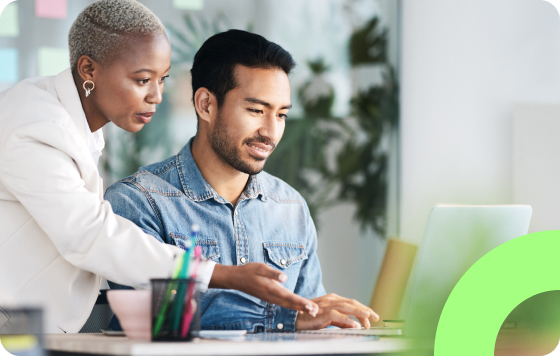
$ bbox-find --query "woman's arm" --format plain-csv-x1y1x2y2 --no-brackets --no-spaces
0,121,183,288
211,263,318,314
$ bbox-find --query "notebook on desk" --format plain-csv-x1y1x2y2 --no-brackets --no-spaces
197,329,378,342
298,327,401,336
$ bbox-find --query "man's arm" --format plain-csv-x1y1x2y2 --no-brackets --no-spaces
292,203,379,330
105,181,318,315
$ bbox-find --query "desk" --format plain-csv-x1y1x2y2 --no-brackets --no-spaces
45,334,434,356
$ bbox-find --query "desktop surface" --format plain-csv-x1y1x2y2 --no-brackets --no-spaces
45,333,431,356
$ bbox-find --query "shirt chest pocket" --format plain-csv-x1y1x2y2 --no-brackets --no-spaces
169,233,220,263
263,242,307,290
196,239,220,263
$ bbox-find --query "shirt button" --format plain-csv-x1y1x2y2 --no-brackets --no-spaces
280,259,287,266
240,257,246,264
235,210,238,216
277,323,284,330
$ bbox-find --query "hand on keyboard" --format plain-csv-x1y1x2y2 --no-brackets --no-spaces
295,293,379,330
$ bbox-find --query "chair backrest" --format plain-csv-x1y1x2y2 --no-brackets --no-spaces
369,239,417,327
79,290,114,333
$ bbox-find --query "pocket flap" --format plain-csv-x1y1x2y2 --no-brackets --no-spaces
263,242,307,269
170,233,220,262
195,239,220,262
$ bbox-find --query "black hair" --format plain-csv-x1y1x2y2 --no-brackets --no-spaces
191,29,296,114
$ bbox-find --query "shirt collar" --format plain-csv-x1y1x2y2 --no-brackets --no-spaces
83,114,105,165
177,137,268,203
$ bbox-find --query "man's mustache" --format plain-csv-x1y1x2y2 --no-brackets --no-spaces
243,136,276,150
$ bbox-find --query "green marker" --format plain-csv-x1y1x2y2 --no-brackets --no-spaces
152,253,184,338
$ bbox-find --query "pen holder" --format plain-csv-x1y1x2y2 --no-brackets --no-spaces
151,278,201,341
0,307,45,356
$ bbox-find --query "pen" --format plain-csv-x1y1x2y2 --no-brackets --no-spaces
170,225,199,333
152,253,184,338
180,245,202,338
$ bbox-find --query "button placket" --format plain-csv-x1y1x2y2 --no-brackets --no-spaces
233,205,248,267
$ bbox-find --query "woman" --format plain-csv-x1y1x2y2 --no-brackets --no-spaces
0,0,316,334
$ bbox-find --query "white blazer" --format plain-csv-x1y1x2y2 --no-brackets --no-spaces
0,68,184,333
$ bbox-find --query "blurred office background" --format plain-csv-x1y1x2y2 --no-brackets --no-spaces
2,0,560,311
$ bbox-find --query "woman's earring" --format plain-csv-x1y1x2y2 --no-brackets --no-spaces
83,80,95,97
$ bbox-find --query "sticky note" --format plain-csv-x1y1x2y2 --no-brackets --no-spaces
0,2,19,37
38,47,69,76
172,0,204,11
35,0,67,20
0,48,18,83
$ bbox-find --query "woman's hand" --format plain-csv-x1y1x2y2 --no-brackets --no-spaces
209,263,319,316
295,293,379,330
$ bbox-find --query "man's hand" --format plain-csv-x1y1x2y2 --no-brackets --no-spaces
295,293,379,330
209,263,319,316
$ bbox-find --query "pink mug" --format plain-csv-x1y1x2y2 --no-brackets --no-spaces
107,290,151,340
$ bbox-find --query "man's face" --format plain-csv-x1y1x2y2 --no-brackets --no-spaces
209,65,291,175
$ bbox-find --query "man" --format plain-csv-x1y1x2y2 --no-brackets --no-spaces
105,29,378,331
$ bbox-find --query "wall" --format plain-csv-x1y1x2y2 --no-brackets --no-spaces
513,103,560,233
400,0,560,245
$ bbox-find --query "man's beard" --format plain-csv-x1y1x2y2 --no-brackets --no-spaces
210,111,276,175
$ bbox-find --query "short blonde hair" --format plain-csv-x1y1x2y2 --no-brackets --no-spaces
68,0,165,70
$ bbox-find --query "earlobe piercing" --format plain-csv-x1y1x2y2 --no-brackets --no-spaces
83,80,95,97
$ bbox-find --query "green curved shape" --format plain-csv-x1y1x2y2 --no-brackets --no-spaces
0,0,16,13
434,230,560,355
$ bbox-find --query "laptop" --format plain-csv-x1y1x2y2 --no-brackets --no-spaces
404,205,531,337
304,205,532,337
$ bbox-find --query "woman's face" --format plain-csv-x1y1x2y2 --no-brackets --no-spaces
91,33,171,132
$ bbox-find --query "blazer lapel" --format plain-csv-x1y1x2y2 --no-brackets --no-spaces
53,68,88,145
53,68,101,194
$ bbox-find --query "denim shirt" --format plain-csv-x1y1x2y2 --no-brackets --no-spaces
104,138,327,332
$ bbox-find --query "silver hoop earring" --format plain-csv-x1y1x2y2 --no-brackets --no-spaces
83,80,95,97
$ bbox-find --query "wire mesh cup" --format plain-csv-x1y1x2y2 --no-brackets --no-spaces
151,278,201,341
0,307,44,356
